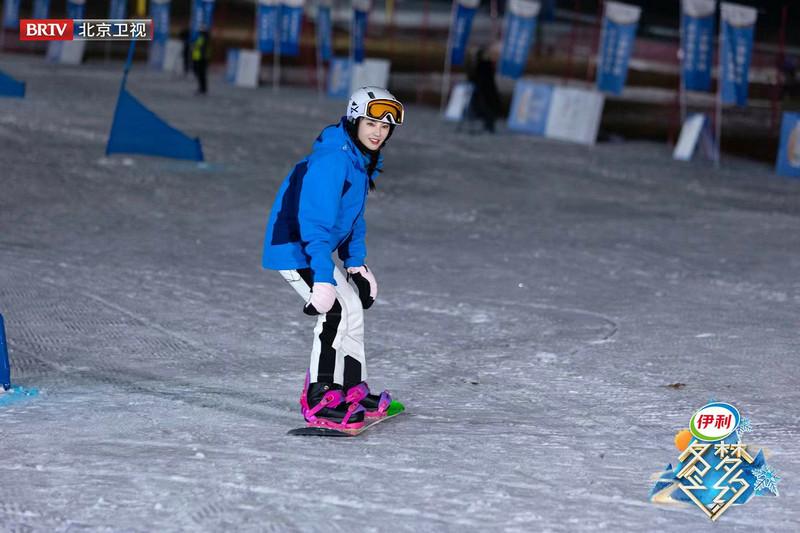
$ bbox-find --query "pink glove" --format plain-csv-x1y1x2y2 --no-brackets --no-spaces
303,282,336,315
347,265,377,309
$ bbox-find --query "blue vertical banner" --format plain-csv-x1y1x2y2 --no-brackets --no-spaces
150,0,171,43
280,0,304,56
317,1,333,62
541,0,556,22
33,0,50,19
596,1,640,95
109,0,128,20
499,0,541,79
352,0,370,64
720,2,756,107
450,0,480,66
2,0,20,29
66,0,86,20
775,113,800,178
191,0,216,41
681,0,716,92
256,0,278,54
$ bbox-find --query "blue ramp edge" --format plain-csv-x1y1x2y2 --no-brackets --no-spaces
106,87,204,161
0,386,39,407
0,69,26,98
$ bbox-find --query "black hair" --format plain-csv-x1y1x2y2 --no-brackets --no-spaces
344,117,395,191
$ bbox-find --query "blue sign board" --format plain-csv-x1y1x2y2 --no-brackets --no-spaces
775,113,800,178
327,57,352,99
507,80,553,135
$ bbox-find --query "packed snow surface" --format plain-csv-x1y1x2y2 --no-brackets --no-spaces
1,54,799,531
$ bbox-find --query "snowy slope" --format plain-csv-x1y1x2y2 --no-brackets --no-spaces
1,54,799,531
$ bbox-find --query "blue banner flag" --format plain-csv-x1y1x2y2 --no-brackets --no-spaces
541,0,556,22
720,2,757,107
352,0,370,64
66,0,86,20
499,0,541,79
33,0,50,19
2,0,20,29
450,0,479,66
681,0,716,92
280,0,304,57
256,0,278,54
596,1,640,95
317,2,333,62
191,0,215,41
507,80,553,135
150,0,171,43
775,113,800,178
109,0,127,20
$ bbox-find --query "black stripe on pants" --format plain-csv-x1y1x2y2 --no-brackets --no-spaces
296,268,362,388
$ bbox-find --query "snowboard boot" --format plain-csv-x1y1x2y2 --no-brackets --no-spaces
346,381,392,419
300,372,365,431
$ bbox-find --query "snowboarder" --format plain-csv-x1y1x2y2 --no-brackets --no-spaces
262,87,404,432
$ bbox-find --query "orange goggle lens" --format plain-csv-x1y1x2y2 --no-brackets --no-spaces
366,99,404,125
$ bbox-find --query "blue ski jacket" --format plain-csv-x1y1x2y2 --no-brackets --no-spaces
262,118,381,285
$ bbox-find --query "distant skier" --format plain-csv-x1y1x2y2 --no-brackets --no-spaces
191,28,210,94
262,87,404,432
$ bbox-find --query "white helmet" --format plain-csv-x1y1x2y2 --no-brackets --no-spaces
346,86,404,126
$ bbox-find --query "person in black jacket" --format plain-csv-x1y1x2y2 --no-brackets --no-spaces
467,45,502,133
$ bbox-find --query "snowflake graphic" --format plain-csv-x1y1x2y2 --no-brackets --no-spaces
736,417,752,441
752,465,781,496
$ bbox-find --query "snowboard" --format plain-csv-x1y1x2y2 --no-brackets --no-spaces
287,400,405,437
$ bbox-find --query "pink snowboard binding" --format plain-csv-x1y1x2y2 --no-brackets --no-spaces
300,371,365,432
349,382,392,418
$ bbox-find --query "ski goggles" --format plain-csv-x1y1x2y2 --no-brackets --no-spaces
366,99,404,125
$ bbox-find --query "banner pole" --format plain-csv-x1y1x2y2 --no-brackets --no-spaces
593,1,605,89
315,5,323,100
273,4,280,93
350,2,354,84
678,2,686,123
714,18,722,169
586,0,603,82
772,3,788,133
440,0,456,112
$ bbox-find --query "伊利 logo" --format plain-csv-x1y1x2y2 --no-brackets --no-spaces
649,401,781,521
